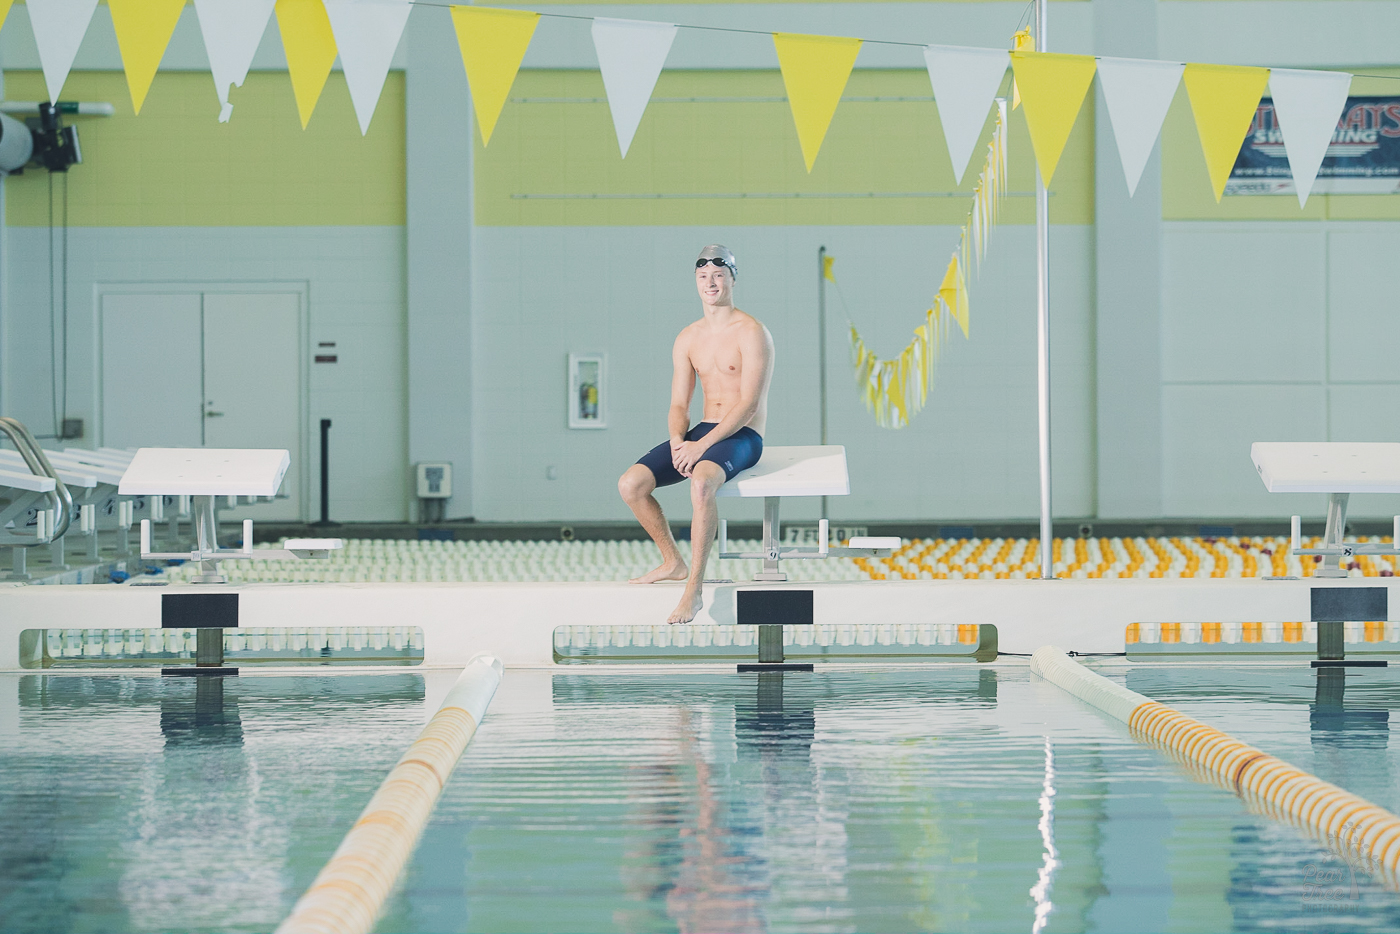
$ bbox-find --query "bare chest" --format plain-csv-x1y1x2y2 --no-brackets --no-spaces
690,335,743,382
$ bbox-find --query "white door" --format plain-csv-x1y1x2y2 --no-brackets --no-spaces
99,289,304,520
101,293,203,448
203,293,302,520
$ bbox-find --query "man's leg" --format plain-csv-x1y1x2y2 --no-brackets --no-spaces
669,461,726,624
619,464,688,583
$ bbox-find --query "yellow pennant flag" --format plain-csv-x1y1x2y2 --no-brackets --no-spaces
1010,28,1033,109
772,32,862,172
276,0,338,129
108,0,185,115
1009,51,1096,186
1183,62,1271,202
0,1,13,33
937,254,969,338
822,254,835,282
450,6,540,146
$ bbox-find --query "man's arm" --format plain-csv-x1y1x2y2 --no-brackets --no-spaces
667,329,696,446
673,322,773,475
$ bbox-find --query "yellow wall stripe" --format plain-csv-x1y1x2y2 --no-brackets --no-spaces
2,71,405,228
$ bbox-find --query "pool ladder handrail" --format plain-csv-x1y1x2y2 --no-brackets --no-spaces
0,416,74,543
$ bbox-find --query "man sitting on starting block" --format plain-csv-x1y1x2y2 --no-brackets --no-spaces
618,244,775,624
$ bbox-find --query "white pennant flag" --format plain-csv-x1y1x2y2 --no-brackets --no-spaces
28,0,100,104
923,45,1009,184
592,18,677,158
324,0,413,135
1269,68,1352,207
194,0,277,122
1095,56,1184,197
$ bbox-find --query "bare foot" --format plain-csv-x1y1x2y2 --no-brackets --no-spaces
630,560,688,584
668,589,704,624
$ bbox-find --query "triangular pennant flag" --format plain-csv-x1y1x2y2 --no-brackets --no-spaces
1009,51,1097,186
592,18,677,158
1269,68,1352,207
324,0,412,135
0,1,14,32
1010,28,1034,109
938,254,969,338
194,0,277,122
923,45,1009,184
1095,56,1185,196
450,6,539,146
27,0,99,104
772,32,862,172
276,0,338,129
109,0,186,115
1182,62,1272,202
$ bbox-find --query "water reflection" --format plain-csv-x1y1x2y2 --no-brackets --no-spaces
160,675,244,747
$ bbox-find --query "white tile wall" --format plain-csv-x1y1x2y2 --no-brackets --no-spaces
1161,221,1400,519
0,226,408,521
471,224,1095,523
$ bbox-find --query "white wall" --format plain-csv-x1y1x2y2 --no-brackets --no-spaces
1,226,408,521
1160,222,1400,520
471,224,1094,523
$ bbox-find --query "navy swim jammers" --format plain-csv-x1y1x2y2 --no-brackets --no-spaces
637,422,763,486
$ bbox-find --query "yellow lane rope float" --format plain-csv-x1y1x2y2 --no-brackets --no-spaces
1030,645,1400,889
847,97,1008,429
277,655,505,934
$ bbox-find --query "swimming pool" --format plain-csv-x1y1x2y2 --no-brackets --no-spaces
3,664,1398,932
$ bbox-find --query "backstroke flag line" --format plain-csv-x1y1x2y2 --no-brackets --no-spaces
773,32,862,172
450,5,540,146
1268,67,1354,207
324,0,414,134
1009,50,1097,186
1183,62,1272,202
923,45,1009,184
109,0,186,114
1095,56,1184,197
193,0,278,122
276,0,338,129
592,18,678,158
27,0,99,104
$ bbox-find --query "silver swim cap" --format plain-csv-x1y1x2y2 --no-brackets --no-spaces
696,244,737,279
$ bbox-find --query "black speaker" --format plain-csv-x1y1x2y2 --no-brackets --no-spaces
1311,587,1387,622
737,590,813,627
162,593,239,629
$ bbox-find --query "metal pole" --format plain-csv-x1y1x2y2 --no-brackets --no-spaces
313,418,337,527
818,245,828,521
1035,0,1055,581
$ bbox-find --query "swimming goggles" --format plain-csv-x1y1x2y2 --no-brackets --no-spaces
696,258,733,270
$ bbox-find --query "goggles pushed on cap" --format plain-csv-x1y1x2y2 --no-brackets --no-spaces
696,257,732,271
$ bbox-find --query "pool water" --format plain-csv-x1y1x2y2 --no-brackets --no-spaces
3,665,1399,933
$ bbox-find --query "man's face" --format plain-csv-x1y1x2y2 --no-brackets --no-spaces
696,262,734,306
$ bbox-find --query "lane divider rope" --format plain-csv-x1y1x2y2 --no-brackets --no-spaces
1030,645,1400,887
276,655,505,934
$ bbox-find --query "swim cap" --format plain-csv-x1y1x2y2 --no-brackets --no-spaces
696,244,737,279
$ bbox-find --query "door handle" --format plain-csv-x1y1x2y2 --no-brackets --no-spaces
205,411,225,418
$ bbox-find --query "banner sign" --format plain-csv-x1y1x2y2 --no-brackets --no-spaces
1227,96,1400,195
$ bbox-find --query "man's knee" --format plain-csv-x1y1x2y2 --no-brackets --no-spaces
619,466,654,502
690,464,726,502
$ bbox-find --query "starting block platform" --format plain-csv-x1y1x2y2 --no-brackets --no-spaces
1253,442,1400,578
120,448,340,584
716,445,898,581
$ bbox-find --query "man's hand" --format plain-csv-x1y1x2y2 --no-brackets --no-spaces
671,439,708,477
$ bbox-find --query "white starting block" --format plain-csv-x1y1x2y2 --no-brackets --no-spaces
1252,442,1400,578
716,445,898,581
120,448,342,584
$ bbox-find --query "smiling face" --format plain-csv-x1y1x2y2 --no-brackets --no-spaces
695,261,734,307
